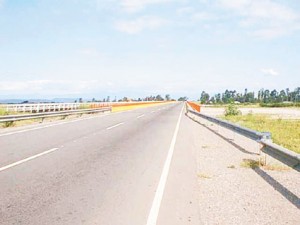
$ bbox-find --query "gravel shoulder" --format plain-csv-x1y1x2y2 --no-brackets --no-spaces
186,111,300,225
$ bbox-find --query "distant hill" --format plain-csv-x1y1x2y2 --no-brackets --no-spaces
0,98,78,104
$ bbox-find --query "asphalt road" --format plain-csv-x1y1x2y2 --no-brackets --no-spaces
0,103,201,225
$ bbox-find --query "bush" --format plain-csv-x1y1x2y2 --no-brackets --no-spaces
224,104,241,116
3,121,15,128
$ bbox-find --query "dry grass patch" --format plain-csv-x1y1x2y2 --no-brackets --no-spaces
263,163,291,171
240,159,260,169
198,173,212,179
201,145,210,149
227,165,236,169
240,159,291,171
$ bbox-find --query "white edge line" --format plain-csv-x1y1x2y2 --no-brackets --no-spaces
146,105,184,225
137,114,145,119
0,148,59,172
106,122,124,130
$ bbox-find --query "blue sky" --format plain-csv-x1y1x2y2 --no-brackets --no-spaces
0,0,300,100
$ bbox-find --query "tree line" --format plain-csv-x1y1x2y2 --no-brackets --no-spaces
199,87,300,104
80,94,188,103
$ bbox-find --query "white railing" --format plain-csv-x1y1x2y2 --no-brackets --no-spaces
1,102,111,113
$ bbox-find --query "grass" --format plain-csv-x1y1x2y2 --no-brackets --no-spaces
79,104,90,109
201,145,210,149
263,163,290,171
240,159,290,171
0,107,26,116
240,159,261,169
260,102,300,108
198,173,212,179
223,114,300,154
0,107,8,116
227,165,236,169
0,114,80,128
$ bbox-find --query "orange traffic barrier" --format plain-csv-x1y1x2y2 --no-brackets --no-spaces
187,101,201,112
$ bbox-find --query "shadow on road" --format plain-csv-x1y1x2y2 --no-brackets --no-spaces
186,112,300,210
253,167,300,209
186,113,258,156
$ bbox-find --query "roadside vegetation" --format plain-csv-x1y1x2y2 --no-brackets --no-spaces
223,113,300,154
0,107,7,116
224,103,241,116
198,87,300,106
260,102,300,107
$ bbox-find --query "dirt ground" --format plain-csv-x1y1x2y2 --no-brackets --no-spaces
201,105,300,119
186,110,300,225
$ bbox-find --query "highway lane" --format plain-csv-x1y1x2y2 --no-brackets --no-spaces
0,103,173,167
0,102,201,225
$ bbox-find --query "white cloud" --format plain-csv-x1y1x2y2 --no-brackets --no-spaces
192,12,218,21
176,6,194,15
115,16,169,34
120,0,172,13
261,68,279,76
79,48,101,57
0,80,102,95
217,0,300,38
95,0,177,13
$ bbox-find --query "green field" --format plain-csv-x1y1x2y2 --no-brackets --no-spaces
222,114,300,154
0,107,7,116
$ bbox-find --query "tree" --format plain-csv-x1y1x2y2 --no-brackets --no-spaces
215,93,221,103
263,89,270,103
178,97,188,101
245,92,255,103
258,89,264,102
155,95,164,101
165,94,171,101
295,87,300,102
270,89,278,102
200,91,210,104
279,90,287,102
210,96,216,104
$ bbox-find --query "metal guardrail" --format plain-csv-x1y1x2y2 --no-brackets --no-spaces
261,140,300,169
0,107,111,123
188,110,272,141
187,108,300,170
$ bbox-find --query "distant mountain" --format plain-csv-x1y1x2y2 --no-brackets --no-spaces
0,98,78,104
0,99,28,104
52,98,78,103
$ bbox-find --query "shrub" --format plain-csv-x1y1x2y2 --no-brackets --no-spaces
260,102,299,107
3,121,15,128
224,104,241,116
